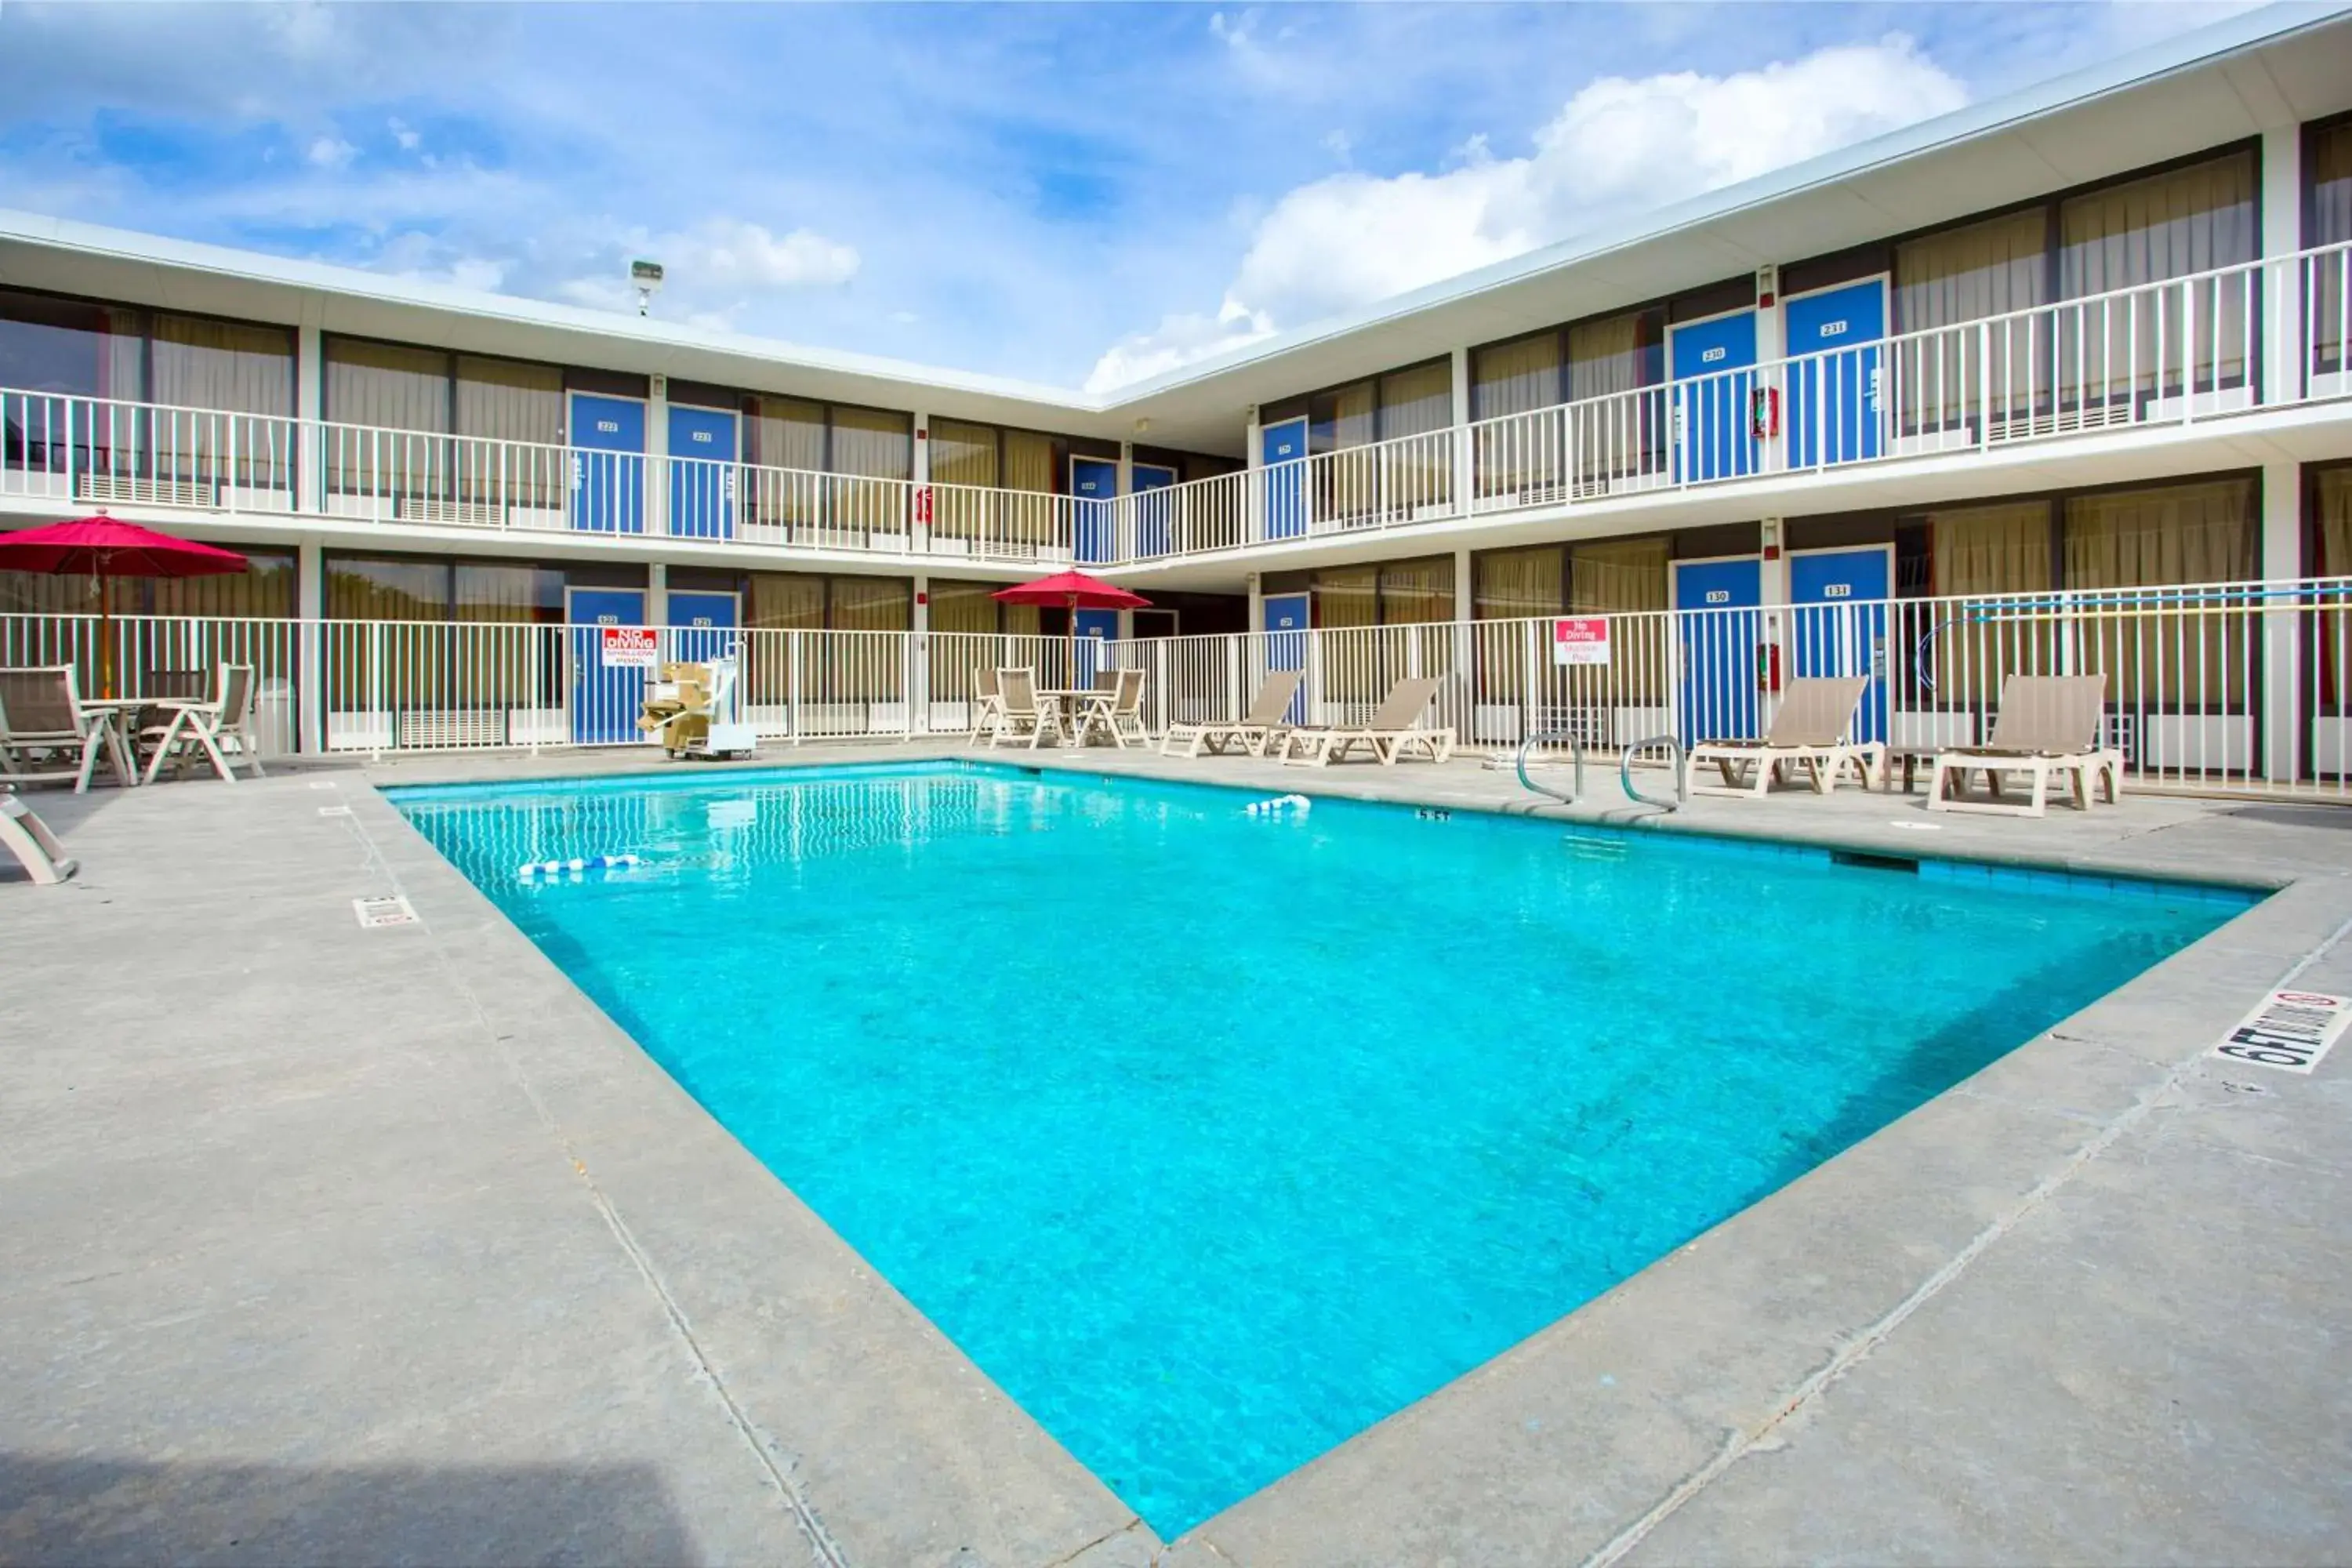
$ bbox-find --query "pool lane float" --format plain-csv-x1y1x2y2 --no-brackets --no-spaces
1245,793,1312,817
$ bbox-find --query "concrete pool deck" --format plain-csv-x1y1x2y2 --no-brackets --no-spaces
3,742,2349,1566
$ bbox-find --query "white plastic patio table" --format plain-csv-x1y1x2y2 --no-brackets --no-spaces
70,699,144,789
1037,688,1113,742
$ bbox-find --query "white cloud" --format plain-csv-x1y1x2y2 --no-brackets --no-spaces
304,135,356,169
388,116,420,151
664,216,859,290
1087,34,1968,390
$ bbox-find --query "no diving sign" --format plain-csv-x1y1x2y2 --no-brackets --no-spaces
2212,989,2352,1074
1553,617,1610,666
601,626,660,670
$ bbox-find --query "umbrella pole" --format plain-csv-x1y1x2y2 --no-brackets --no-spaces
99,568,115,700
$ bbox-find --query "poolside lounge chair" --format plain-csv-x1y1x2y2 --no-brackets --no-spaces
1684,675,1883,797
989,668,1065,750
1075,668,1148,748
0,666,131,794
1928,673,2123,818
0,789,74,885
967,666,1006,743
141,663,263,784
1161,668,1306,759
1281,675,1454,767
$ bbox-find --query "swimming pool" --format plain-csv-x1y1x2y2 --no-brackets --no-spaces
393,762,2254,1537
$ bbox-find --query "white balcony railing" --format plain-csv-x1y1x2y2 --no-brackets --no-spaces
3,242,2348,569
5,577,2349,796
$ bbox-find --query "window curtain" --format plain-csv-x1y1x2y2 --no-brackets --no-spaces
2060,151,2257,401
926,578,1001,635
2313,123,2352,377
1472,332,1562,421
2318,467,2352,578
448,562,560,706
149,315,295,490
325,339,449,503
1930,501,2053,597
148,551,297,619
927,418,996,545
453,357,562,445
1000,430,1057,550
2065,478,2256,710
1377,361,1452,438
747,572,825,630
1894,207,2051,430
325,557,450,621
1475,546,1565,619
752,397,828,473
829,575,911,631
1568,310,1656,480
0,291,143,401
1312,565,1378,629
1569,537,1668,612
1377,557,1454,623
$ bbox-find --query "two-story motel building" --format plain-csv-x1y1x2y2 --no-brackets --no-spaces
6,5,2352,789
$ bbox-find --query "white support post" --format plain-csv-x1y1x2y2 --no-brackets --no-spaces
647,561,668,631
911,572,931,735
647,374,670,538
1755,266,1784,474
296,539,324,756
2262,458,2303,786
910,412,930,550
296,323,325,516
2262,125,2304,406
1760,517,1788,730
1243,407,1264,544
1451,541,1475,732
1449,346,1472,517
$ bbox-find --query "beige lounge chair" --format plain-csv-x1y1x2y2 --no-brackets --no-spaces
1684,675,1884,797
0,789,75,885
1928,673,2123,818
1161,668,1306,759
1075,667,1148,748
1281,675,1454,767
989,667,1065,750
0,666,131,794
142,663,263,784
967,666,1006,743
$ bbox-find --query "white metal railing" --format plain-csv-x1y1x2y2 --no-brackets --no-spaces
2,389,301,514
5,580,2351,794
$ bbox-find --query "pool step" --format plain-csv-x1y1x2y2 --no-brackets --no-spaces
1560,833,1627,862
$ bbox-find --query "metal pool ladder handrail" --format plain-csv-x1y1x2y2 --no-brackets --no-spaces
1514,728,1587,806
1619,734,1689,812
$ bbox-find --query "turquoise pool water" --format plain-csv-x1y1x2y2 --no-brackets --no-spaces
393,762,2252,1537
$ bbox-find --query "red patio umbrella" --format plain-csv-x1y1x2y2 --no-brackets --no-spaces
993,569,1151,684
0,515,249,697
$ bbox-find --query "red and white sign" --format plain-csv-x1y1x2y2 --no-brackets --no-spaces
1552,616,1611,666
600,625,660,670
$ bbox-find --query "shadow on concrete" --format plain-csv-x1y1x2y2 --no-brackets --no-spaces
0,1452,704,1566
2226,803,2352,830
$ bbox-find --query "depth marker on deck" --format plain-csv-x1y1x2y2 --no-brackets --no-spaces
2212,989,2352,1074
352,895,419,929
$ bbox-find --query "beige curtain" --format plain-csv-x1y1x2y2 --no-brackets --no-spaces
1931,500,2053,597
1475,546,1564,619
2066,478,2256,709
1377,557,1454,623
325,557,449,621
150,552,297,619
149,315,294,489
926,578,1001,635
2314,124,2352,376
2060,152,2256,401
454,357,562,445
747,572,825,630
927,418,996,545
1570,537,1668,613
1895,207,2050,430
1472,332,1561,420
1314,565,1378,630
829,575,911,631
1566,310,1650,401
1378,361,1451,437
831,406,912,480
325,339,448,502
751,397,827,472
2318,468,2352,578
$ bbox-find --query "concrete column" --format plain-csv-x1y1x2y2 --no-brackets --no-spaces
647,561,668,630
910,412,929,548
1759,516,1789,728
1449,346,1472,515
1116,440,1135,561
1243,408,1263,544
2262,458,2303,786
296,323,325,516
2262,125,2305,405
647,374,670,538
1754,266,1785,474
910,572,930,735
296,539,325,755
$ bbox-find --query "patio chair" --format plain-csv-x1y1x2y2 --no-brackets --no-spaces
1684,675,1883,797
0,789,75,885
967,666,1005,744
141,663,265,785
1928,673,2123,818
1281,675,1454,767
0,666,131,794
1161,668,1306,758
1075,667,1148,748
989,668,1065,750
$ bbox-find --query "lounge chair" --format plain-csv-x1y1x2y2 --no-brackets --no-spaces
1684,675,1883,797
989,667,1065,750
0,666,131,794
965,666,1007,744
1281,675,1454,767
1161,667,1305,758
0,789,75,885
1075,667,1148,748
141,662,263,784
1929,673,2123,818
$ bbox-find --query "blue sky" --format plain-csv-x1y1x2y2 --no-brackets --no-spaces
0,1,2281,390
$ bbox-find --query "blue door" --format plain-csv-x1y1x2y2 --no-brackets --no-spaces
1073,608,1120,686
668,589,741,669
1669,312,1758,484
1261,418,1308,540
1131,462,1178,560
1072,457,1118,564
667,405,737,539
1789,546,1893,744
1672,557,1762,742
1784,280,1886,470
1262,590,1309,722
569,394,646,534
568,586,650,745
